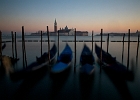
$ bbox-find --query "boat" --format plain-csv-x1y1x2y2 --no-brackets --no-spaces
51,43,73,73
95,43,116,65
2,43,6,50
80,44,95,74
26,43,57,71
95,43,134,81
36,43,57,64
10,43,57,80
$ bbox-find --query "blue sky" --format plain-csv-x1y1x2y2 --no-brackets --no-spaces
0,0,140,34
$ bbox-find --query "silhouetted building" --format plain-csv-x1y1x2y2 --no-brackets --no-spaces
136,30,140,33
58,26,88,36
31,19,88,36
54,19,57,33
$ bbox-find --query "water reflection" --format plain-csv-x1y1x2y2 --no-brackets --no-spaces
12,65,48,100
103,68,133,100
0,65,5,79
49,64,72,100
1,36,140,100
79,73,94,100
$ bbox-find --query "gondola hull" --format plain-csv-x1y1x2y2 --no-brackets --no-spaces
80,44,95,75
95,43,116,65
10,43,57,81
51,43,72,73
95,43,134,81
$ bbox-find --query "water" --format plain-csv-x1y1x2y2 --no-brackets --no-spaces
0,36,140,100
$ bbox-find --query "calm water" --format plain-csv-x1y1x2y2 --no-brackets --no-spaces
0,36,140,100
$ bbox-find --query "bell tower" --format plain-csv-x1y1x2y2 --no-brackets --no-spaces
54,19,57,33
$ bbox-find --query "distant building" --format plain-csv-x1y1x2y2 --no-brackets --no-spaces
136,30,140,33
54,19,57,33
57,26,88,36
76,31,88,36
58,26,71,36
31,19,88,36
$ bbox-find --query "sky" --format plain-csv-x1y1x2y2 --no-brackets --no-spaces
0,0,140,34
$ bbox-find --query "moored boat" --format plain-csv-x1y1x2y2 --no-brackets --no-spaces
51,43,73,73
95,43,134,81
9,43,57,81
2,43,6,50
80,44,95,75
36,43,57,64
95,43,116,65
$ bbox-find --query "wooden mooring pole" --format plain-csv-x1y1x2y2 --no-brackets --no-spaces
11,31,14,59
107,33,109,53
0,31,2,65
92,31,93,52
100,29,103,72
74,28,76,72
58,30,59,56
41,31,42,56
22,26,27,68
22,27,25,67
127,29,130,70
136,35,139,61
15,32,17,60
47,26,50,64
122,34,125,63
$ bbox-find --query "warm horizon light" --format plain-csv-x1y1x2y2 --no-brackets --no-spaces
0,0,140,35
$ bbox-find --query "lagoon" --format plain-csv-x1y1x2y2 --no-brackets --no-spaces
0,35,140,100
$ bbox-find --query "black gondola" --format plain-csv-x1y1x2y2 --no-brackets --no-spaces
95,43,134,81
80,44,95,75
2,43,6,50
95,43,116,65
10,43,57,80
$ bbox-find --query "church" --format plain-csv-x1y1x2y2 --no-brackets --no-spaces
31,19,88,36
51,19,88,36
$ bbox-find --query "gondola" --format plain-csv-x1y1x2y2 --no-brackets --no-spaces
2,43,6,50
36,43,57,64
51,43,73,73
95,43,134,81
80,44,95,74
10,43,57,80
26,43,57,71
95,43,116,65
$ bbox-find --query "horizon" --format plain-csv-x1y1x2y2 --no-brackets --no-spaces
0,0,140,34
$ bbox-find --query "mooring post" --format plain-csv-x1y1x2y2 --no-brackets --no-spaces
11,31,14,59
127,29,130,70
92,31,93,52
24,29,27,68
15,32,17,60
47,26,50,64
107,33,109,53
74,28,76,72
0,31,2,65
100,29,103,72
22,26,27,68
136,35,139,60
22,26,25,67
41,31,42,56
58,30,59,56
122,34,125,63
